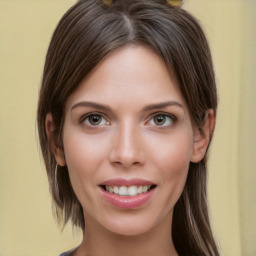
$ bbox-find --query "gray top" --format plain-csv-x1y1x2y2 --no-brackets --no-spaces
59,252,71,256
59,247,77,256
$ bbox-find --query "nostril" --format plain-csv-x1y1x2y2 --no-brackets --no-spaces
113,161,122,165
108,140,145,168
113,160,142,168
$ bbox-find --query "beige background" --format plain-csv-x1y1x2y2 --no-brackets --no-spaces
0,0,255,255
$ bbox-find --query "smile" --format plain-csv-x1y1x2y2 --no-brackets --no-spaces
103,185,155,196
99,179,157,208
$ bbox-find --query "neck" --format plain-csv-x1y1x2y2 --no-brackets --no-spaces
74,211,178,256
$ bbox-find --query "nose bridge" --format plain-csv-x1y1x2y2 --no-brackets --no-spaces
110,119,144,167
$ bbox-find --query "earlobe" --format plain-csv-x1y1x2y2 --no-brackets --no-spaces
45,113,66,167
190,109,215,163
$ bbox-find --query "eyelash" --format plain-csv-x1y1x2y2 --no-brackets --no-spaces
79,113,110,127
79,112,177,127
147,112,177,127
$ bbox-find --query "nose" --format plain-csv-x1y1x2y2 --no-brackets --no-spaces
109,122,145,169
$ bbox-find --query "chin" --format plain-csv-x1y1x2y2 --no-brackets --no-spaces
107,225,152,237
101,213,164,237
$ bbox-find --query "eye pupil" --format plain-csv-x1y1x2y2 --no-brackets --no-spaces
154,115,166,125
89,115,101,125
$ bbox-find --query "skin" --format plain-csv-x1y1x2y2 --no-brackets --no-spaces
46,44,215,256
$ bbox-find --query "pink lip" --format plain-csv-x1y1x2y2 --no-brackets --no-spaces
99,186,155,209
101,178,155,186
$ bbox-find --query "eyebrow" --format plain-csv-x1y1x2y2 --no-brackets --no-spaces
71,100,184,112
71,101,112,111
142,101,184,111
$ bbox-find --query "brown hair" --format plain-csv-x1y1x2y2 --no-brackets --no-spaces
37,0,218,255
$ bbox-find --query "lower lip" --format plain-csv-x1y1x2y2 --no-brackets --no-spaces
100,187,155,209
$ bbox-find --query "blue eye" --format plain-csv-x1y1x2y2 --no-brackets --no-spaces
82,114,109,126
149,114,175,126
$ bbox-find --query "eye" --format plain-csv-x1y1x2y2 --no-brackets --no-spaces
81,114,110,126
148,113,176,127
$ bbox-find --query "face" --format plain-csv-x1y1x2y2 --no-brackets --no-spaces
56,45,203,236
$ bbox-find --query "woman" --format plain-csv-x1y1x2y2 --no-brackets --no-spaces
37,0,219,255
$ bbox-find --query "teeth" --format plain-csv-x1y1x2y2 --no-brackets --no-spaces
105,185,152,196
109,186,113,193
137,186,143,194
128,186,137,196
142,185,148,193
113,186,119,194
119,186,128,196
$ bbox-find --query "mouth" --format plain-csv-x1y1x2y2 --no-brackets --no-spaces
99,179,157,208
100,184,157,196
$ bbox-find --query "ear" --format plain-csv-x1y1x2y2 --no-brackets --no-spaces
45,113,66,166
190,109,216,163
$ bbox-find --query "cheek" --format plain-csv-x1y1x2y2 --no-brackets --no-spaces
61,128,114,212
148,129,193,198
161,139,191,176
63,127,109,171
149,130,193,173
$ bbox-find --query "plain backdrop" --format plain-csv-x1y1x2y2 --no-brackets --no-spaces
0,0,255,255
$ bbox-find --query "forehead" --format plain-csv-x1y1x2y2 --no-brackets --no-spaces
65,44,187,112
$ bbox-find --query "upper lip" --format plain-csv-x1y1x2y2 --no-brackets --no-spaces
100,178,156,186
